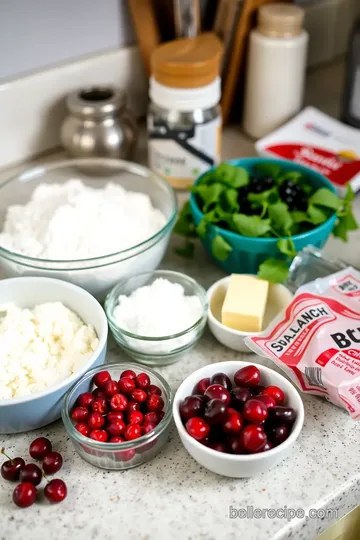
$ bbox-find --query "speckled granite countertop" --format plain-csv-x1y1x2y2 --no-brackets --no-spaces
1,59,360,540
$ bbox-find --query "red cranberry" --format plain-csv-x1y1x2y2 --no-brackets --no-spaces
124,424,142,441
90,429,108,442
254,440,274,453
92,388,106,400
13,482,37,508
230,387,253,410
268,406,296,426
204,384,231,406
227,436,246,454
43,452,63,475
109,436,124,443
193,377,210,395
110,393,128,411
71,407,89,423
239,425,267,453
118,377,136,394
131,389,147,403
223,411,244,435
1,449,25,481
120,369,136,380
91,398,108,414
19,464,42,486
144,412,161,425
93,370,111,388
135,372,150,390
243,399,268,424
44,479,67,503
142,422,156,435
77,392,94,408
128,411,144,425
203,399,228,425
88,412,105,430
127,400,141,412
158,410,165,421
185,417,210,441
180,396,204,420
148,384,162,395
107,411,124,423
261,385,285,405
114,448,135,461
211,373,232,391
103,380,120,398
267,425,289,446
29,437,52,461
75,422,90,437
146,394,164,412
107,421,126,436
209,441,228,452
256,395,276,409
234,365,261,388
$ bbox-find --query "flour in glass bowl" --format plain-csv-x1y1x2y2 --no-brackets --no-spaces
112,278,204,353
0,179,166,260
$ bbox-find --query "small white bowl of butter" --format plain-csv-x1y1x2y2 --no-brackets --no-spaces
207,275,293,352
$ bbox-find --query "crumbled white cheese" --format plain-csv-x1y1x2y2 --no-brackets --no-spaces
0,302,99,399
113,278,203,353
0,179,166,260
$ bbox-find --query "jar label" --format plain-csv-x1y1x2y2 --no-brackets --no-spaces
148,115,221,187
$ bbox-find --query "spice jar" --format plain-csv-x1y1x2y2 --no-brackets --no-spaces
61,86,137,160
148,33,223,189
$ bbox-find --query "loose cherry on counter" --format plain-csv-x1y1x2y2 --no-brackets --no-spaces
204,384,231,406
185,417,210,441
261,385,285,405
234,365,261,388
44,479,67,503
19,464,42,486
13,482,37,508
93,370,111,389
1,448,25,481
42,452,63,475
243,399,268,425
29,437,53,461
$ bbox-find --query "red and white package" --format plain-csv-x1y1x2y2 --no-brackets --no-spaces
245,268,360,419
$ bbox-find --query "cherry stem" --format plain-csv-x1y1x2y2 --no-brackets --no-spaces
42,470,50,483
1,447,13,464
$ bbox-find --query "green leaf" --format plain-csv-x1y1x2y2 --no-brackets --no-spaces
248,188,277,205
344,183,355,202
277,238,297,257
309,188,341,211
211,235,232,261
231,167,250,188
268,201,293,234
278,171,303,183
307,204,329,225
174,201,197,238
214,163,249,188
258,258,289,283
291,211,309,224
196,219,208,239
195,183,224,212
232,214,271,237
175,240,195,259
333,208,358,241
253,162,282,179
224,188,240,212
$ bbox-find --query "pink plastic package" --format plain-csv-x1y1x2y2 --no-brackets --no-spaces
245,268,360,419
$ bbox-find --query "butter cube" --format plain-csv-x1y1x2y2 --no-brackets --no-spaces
221,275,269,332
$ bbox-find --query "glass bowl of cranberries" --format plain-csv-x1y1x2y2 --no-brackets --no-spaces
173,361,304,478
61,363,172,470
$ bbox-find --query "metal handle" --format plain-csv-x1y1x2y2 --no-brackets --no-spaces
173,0,201,38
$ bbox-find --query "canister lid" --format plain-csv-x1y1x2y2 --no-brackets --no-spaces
66,87,127,117
258,3,304,38
151,33,223,89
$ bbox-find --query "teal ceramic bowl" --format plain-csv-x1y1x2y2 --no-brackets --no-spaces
189,158,337,275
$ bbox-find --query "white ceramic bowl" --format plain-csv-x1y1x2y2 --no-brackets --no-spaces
173,361,304,478
207,276,293,352
0,277,108,433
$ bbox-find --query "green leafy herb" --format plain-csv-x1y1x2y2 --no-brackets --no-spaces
268,201,293,234
232,214,271,237
175,240,195,259
253,162,282,179
307,204,329,225
194,183,224,212
212,235,232,261
173,201,197,238
277,238,297,257
224,188,240,212
258,259,290,283
309,188,341,211
291,210,309,224
196,219,208,239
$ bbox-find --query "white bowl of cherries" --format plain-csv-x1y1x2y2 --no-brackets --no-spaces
173,361,304,478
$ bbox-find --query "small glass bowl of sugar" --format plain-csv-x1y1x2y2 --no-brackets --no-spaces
105,270,208,365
